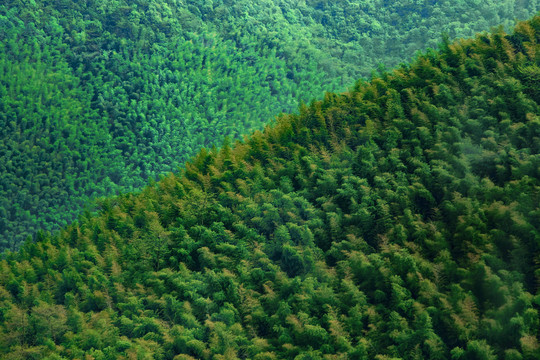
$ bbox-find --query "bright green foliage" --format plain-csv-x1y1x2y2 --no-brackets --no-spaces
1,1,540,251
1,16,539,358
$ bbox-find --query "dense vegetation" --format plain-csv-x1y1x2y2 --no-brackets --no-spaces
2,0,540,250
1,15,540,359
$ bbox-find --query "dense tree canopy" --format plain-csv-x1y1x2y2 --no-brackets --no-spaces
0,14,539,359
1,0,540,250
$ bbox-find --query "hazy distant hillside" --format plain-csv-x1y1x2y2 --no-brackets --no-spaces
0,15,538,359
1,1,539,250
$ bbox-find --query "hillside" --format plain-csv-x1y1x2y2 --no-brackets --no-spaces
2,1,540,251
1,15,539,359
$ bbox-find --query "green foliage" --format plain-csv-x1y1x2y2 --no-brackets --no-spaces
1,0,540,251
1,9,540,360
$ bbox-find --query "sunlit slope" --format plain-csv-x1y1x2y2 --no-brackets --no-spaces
1,15,539,359
2,1,540,251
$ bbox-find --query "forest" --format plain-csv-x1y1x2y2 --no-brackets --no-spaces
1,0,540,250
0,13,539,359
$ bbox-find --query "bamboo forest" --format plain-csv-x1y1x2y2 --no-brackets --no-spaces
1,0,540,250
0,1,540,359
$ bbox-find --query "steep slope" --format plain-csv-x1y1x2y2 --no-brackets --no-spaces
2,1,540,251
1,14,540,360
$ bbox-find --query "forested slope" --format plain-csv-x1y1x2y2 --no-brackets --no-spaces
1,15,539,359
2,0,540,250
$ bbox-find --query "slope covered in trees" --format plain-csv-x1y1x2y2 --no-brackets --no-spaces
1,15,540,359
2,0,540,251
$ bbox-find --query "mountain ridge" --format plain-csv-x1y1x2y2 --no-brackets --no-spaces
2,0,540,250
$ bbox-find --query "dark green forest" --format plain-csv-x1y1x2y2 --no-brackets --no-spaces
2,0,540,250
1,14,539,359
